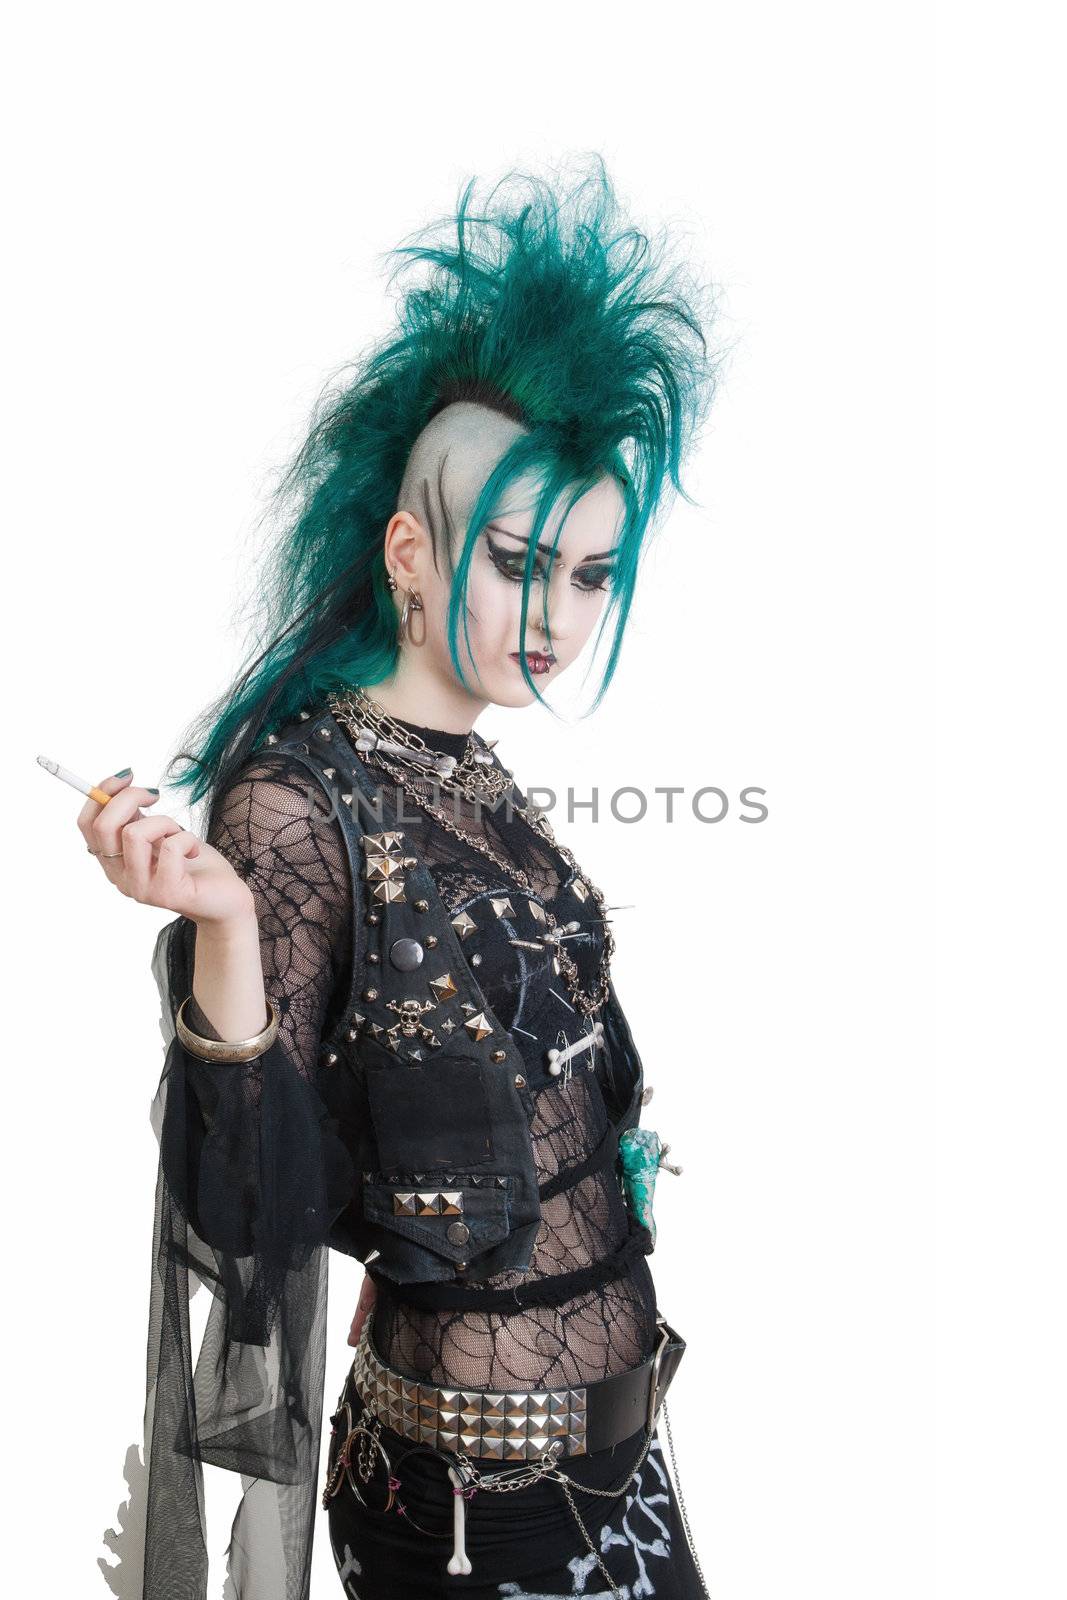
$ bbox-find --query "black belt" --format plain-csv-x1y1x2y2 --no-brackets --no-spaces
348,1311,686,1461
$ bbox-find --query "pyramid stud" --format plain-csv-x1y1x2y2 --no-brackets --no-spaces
364,831,406,853
464,1011,493,1042
490,896,515,918
429,972,458,1002
372,879,406,904
364,854,406,883
451,911,477,939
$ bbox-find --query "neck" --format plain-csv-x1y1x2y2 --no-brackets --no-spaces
356,668,487,737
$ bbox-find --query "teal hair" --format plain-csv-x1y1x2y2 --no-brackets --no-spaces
167,154,720,815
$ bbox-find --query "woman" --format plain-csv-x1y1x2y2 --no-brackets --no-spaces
84,159,718,1599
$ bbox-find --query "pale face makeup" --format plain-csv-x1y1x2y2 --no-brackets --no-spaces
377,402,626,729
463,474,625,704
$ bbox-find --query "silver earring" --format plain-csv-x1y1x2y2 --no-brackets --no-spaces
398,588,423,643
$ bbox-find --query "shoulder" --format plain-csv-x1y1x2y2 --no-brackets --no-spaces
253,697,379,791
208,731,351,877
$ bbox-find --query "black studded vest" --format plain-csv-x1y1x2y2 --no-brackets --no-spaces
262,703,648,1295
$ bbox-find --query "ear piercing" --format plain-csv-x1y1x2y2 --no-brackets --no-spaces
399,586,423,642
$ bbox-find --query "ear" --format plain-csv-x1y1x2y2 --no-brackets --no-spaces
383,510,427,586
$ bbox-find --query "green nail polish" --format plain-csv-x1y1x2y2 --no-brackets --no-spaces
147,787,160,795
114,767,132,778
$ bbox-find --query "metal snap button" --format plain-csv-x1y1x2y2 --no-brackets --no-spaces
446,1221,470,1245
389,937,424,971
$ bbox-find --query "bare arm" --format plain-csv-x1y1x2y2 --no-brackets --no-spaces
191,906,269,1042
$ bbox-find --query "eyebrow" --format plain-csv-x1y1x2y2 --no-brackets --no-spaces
486,522,619,564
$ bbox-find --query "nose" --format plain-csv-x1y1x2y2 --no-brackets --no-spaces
526,606,561,650
525,573,578,648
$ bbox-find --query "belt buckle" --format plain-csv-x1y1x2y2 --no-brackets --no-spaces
646,1316,673,1431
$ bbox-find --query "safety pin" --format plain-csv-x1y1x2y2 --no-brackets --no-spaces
547,1021,605,1076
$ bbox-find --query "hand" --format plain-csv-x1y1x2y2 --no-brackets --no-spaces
347,1274,378,1348
77,770,256,927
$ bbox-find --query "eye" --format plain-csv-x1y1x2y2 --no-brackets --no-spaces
486,534,548,585
573,564,613,593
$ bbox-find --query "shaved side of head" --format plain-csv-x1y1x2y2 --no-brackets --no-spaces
395,401,531,576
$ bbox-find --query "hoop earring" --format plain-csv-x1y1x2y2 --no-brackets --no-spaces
398,587,423,643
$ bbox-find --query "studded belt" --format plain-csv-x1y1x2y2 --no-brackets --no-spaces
350,1312,686,1462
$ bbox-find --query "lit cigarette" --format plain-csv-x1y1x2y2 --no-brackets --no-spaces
37,755,117,807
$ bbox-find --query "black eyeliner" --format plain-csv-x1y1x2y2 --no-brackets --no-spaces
485,532,612,592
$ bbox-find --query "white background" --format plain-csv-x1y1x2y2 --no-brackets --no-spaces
3,3,1061,1597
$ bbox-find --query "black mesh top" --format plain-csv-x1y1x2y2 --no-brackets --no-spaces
135,707,658,1600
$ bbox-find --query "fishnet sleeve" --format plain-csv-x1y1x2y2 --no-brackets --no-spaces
136,754,357,1600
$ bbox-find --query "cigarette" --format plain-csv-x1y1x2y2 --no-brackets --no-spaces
36,755,118,807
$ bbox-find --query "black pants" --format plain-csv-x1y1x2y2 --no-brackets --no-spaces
324,1362,707,1599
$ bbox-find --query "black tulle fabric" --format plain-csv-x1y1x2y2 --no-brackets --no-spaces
137,709,658,1599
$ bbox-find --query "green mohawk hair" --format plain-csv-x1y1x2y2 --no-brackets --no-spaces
168,153,721,815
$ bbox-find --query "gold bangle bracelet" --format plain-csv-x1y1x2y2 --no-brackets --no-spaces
175,996,279,1064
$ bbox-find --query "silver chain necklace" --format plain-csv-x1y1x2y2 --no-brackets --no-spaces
327,685,513,806
326,684,615,1016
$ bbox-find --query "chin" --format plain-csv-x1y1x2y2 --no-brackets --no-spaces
485,683,541,709
477,669,561,709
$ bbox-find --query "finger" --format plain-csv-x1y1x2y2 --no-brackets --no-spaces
119,814,189,901
148,829,205,906
76,771,135,842
89,784,161,857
